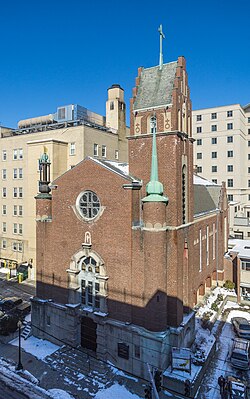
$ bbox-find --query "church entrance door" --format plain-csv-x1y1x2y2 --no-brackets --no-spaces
81,316,97,352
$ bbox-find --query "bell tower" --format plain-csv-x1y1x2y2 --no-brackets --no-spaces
129,55,194,227
106,84,127,160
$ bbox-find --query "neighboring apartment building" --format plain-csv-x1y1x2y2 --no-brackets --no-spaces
193,103,250,239
0,85,128,279
225,239,250,302
32,56,228,380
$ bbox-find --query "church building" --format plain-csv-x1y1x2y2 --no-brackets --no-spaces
32,51,228,379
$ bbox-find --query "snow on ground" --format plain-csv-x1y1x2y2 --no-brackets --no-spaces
223,300,241,311
0,267,11,274
94,383,142,399
25,313,31,322
10,335,60,360
48,389,75,399
195,303,250,399
195,287,236,319
226,308,250,322
108,363,139,382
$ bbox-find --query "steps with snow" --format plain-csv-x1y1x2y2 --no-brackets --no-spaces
21,323,31,339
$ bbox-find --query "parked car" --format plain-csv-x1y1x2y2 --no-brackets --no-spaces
0,296,30,319
231,317,250,340
14,301,31,318
0,310,19,335
0,297,22,312
227,376,247,399
230,338,250,370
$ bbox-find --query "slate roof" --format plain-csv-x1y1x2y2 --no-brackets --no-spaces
133,61,178,111
193,175,221,216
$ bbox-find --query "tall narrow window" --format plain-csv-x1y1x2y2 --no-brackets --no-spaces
2,169,6,180
206,226,209,266
102,145,106,158
182,165,187,224
213,223,216,260
199,229,202,272
19,224,23,234
70,142,76,156
150,116,157,134
93,143,98,157
13,149,18,160
110,101,114,110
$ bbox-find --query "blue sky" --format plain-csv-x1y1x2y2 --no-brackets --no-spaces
1,0,249,127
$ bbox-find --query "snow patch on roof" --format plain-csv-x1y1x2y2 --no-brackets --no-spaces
194,174,220,186
228,238,250,258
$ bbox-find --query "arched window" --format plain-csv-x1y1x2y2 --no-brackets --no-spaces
150,116,157,134
68,249,107,313
78,256,101,309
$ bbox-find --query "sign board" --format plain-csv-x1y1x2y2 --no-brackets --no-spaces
171,347,191,373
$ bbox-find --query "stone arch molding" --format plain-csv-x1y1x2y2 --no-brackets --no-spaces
67,243,108,313
69,248,106,277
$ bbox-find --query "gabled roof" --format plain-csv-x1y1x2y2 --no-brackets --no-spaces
53,157,141,185
193,175,221,216
133,61,178,111
93,158,141,183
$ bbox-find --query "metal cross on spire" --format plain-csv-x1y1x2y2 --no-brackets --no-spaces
158,24,165,70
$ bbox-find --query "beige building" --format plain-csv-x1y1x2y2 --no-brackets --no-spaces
0,85,128,279
193,103,250,239
226,239,250,301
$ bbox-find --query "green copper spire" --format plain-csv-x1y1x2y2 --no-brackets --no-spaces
142,128,169,203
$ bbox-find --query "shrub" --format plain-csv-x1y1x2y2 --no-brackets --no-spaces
217,294,223,302
202,311,213,320
223,280,235,290
211,302,219,311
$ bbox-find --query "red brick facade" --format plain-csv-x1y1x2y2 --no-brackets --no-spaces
35,57,228,336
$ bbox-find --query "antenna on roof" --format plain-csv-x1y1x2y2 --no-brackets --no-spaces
158,24,165,70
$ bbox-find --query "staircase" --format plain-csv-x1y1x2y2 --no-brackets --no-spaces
21,321,32,340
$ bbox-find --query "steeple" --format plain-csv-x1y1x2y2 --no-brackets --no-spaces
142,129,168,203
